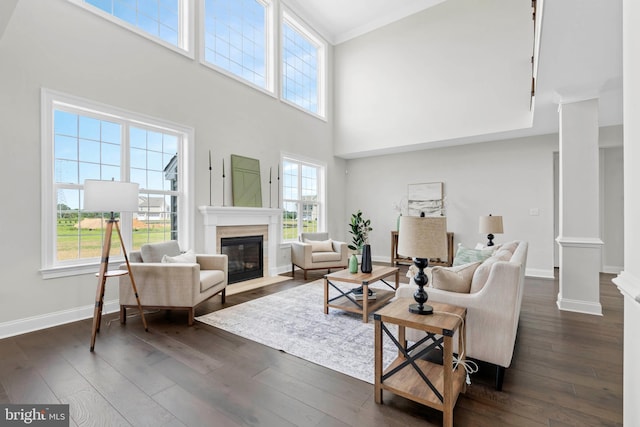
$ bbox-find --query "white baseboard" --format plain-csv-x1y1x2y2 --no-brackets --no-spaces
525,268,555,279
557,297,603,316
0,300,119,339
602,265,624,274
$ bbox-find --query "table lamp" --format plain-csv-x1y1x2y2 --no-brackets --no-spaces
84,179,147,351
397,215,448,315
479,214,503,247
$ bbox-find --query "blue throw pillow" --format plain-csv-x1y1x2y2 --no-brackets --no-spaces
452,244,494,267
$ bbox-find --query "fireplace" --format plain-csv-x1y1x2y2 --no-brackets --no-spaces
221,235,264,284
199,206,282,278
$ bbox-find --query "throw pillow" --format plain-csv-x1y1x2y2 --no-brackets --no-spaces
161,249,196,264
141,241,181,263
452,244,494,267
304,239,334,252
431,262,481,293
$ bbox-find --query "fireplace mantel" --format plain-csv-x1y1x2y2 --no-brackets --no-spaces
199,206,282,276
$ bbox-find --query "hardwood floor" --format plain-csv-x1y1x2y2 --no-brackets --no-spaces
0,267,623,426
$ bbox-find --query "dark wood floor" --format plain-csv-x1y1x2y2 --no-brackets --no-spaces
0,267,623,426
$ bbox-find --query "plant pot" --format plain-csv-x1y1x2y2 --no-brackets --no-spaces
349,254,358,273
360,244,372,273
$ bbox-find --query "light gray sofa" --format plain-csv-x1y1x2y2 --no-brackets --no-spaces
119,241,228,325
396,240,528,390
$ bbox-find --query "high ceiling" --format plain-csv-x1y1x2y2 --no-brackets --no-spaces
288,0,623,145
1,0,622,147
284,0,446,45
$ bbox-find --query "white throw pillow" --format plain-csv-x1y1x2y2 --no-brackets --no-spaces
431,262,481,293
161,249,196,263
304,239,334,252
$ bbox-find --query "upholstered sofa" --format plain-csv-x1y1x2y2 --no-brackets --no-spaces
396,240,528,390
119,241,228,325
291,232,348,280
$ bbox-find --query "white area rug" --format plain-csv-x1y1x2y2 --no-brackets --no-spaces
196,280,399,383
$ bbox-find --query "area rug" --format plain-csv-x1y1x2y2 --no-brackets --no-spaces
196,280,399,383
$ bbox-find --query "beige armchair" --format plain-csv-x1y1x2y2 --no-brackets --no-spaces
119,241,228,325
291,232,348,280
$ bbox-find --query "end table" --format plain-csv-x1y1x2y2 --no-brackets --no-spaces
374,298,467,427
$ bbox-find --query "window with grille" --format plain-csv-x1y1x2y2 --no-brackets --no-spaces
71,0,192,54
202,0,273,91
281,10,325,117
41,89,193,278
281,155,325,242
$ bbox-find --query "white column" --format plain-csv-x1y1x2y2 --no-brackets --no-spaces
556,99,603,315
613,0,640,424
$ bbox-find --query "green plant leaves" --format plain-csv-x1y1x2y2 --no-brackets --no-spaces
348,210,372,251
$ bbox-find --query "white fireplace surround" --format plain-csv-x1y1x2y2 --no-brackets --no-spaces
199,206,282,277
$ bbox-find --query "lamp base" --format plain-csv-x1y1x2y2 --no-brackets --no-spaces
409,303,433,315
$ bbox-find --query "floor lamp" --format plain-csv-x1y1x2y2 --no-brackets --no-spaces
84,179,148,352
397,215,448,315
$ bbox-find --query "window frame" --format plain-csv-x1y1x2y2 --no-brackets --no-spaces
199,0,276,95
68,0,195,59
280,152,326,243
280,7,327,120
41,89,195,279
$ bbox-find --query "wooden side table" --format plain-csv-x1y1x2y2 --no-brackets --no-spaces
374,298,467,427
324,266,399,323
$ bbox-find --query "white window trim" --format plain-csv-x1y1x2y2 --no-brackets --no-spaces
40,88,195,279
67,0,195,59
280,151,326,243
198,0,276,96
280,6,327,121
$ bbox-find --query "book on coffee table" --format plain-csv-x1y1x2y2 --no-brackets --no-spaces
352,287,376,300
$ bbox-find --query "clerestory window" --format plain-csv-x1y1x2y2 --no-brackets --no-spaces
201,0,273,92
70,0,193,55
281,10,326,118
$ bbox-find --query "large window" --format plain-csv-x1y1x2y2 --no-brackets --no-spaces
281,10,325,117
41,90,194,278
202,0,273,91
281,155,325,241
71,0,193,54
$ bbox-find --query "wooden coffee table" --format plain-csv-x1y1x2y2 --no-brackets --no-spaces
323,265,399,323
374,298,467,427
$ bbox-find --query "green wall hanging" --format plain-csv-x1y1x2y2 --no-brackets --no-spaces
231,154,262,207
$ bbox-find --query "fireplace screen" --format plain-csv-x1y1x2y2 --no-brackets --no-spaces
221,235,264,284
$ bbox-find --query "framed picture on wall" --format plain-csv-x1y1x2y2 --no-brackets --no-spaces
407,182,443,216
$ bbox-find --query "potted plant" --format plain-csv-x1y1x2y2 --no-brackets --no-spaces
348,210,372,252
348,210,373,273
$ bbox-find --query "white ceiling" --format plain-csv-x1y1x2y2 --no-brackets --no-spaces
284,0,446,45
288,0,623,147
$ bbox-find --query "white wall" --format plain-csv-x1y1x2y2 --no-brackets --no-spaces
344,129,625,279
345,134,557,278
0,0,345,329
615,0,640,424
601,146,624,272
333,0,533,158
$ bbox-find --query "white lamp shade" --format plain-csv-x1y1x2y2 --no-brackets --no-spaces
397,216,448,259
479,215,504,234
83,180,139,213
